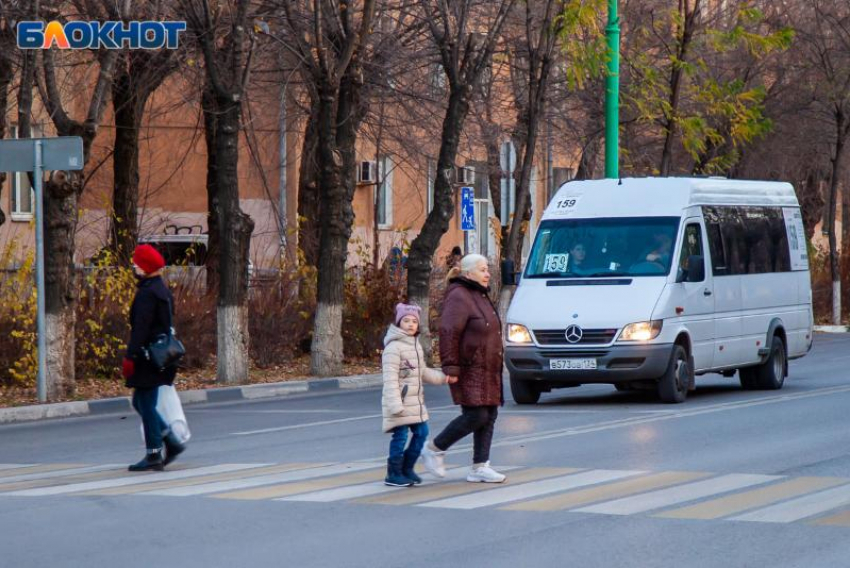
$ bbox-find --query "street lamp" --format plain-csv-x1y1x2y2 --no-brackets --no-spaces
605,0,620,179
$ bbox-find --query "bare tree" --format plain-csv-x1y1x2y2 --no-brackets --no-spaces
181,0,258,384
34,0,122,399
795,0,850,324
406,0,514,354
109,3,182,261
277,0,377,375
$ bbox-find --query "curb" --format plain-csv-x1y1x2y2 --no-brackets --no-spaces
814,325,849,334
0,373,382,425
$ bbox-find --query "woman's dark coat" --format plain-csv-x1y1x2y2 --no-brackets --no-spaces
125,275,177,389
438,277,504,406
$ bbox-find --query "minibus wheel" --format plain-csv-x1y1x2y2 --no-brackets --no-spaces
740,335,786,390
510,375,541,404
658,345,690,403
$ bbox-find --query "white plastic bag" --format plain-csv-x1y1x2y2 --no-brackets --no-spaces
138,385,191,444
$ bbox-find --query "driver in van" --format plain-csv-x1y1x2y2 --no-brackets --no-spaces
644,232,673,266
568,242,587,273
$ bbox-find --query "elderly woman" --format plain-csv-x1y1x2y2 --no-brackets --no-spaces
421,254,506,483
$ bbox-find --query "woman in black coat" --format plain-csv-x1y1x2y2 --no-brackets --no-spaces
122,244,184,471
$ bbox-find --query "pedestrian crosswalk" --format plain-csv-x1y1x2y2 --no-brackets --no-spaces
4,460,850,527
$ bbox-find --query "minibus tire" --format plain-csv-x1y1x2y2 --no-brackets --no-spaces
510,375,541,404
658,345,689,403
754,335,786,390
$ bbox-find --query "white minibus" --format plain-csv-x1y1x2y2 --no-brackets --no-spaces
504,177,813,404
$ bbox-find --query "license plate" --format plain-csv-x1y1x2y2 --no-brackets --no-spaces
549,358,597,370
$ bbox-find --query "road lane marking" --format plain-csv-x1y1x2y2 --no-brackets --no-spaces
730,484,850,523
657,477,849,520
812,510,850,526
2,464,259,497
213,468,386,501
0,464,120,484
76,464,302,496
141,462,377,497
574,474,782,515
420,469,644,510
0,465,179,492
353,467,563,506
503,471,709,512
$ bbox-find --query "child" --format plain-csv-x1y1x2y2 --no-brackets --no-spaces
381,303,455,487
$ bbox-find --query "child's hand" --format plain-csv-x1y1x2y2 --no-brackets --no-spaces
446,375,459,384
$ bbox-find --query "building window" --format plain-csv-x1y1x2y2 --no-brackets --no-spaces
9,125,41,222
377,156,393,228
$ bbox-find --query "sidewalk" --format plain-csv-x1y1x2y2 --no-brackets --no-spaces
0,373,382,425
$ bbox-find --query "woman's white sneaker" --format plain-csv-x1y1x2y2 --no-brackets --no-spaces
421,441,447,478
467,462,506,483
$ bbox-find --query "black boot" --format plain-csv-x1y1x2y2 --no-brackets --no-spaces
162,430,186,467
129,450,164,472
402,450,423,484
384,457,414,487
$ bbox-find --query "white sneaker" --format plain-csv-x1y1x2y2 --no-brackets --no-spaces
421,441,446,478
467,462,506,483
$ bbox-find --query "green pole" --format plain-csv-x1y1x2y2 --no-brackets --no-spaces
605,0,620,179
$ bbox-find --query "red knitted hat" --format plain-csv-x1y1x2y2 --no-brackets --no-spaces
132,244,166,274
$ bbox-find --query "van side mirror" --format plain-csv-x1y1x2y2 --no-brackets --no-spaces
681,255,705,283
501,259,519,286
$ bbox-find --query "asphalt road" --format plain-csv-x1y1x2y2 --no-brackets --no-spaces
2,333,850,568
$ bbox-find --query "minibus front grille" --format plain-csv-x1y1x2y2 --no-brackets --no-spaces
533,329,617,346
538,349,609,358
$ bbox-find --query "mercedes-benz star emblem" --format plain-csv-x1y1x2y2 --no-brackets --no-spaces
565,324,583,344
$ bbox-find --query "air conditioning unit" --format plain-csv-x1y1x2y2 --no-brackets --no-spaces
455,165,475,185
357,160,376,184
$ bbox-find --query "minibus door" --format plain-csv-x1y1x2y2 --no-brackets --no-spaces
676,219,714,371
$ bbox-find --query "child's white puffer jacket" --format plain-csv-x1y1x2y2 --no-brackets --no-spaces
381,325,446,433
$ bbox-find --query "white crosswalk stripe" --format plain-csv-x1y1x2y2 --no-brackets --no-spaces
730,483,850,523
140,462,382,497
420,469,644,510
2,464,267,497
574,473,782,515
0,464,124,484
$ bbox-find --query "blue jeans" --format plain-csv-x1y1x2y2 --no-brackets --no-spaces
388,421,429,461
132,387,168,452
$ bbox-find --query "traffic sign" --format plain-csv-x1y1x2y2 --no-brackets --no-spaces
461,186,475,231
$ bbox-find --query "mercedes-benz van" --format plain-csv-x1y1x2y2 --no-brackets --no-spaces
504,177,813,404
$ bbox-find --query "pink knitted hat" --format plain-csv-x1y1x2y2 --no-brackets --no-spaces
394,303,421,326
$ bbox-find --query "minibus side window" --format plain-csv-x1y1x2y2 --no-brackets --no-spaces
678,223,705,282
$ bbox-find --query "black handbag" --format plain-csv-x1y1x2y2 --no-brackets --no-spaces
147,297,186,371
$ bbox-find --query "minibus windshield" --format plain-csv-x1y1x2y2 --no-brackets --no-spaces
525,217,681,278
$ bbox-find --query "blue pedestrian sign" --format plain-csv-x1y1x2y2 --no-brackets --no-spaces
461,186,475,231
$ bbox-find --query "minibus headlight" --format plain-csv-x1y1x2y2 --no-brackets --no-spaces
619,320,663,342
507,324,533,344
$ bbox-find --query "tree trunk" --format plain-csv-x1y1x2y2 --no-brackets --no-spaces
311,88,347,376
109,52,173,261
310,65,367,376
214,94,254,385
659,66,685,177
827,136,844,325
298,99,322,267
406,90,471,356
44,174,83,399
109,58,144,261
202,84,220,294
